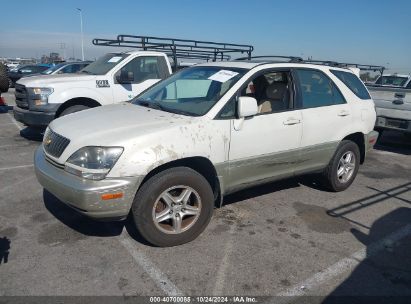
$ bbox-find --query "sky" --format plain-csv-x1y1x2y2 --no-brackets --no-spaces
0,0,410,73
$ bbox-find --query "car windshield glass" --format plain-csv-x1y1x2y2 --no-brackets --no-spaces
133,66,246,116
80,53,129,75
377,76,408,87
42,64,65,75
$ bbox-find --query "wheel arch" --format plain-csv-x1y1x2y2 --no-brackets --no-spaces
138,157,222,208
56,97,101,117
342,132,365,164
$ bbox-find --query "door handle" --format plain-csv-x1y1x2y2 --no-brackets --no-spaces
283,118,301,125
338,110,350,117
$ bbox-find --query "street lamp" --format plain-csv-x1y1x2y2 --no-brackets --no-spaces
76,8,85,61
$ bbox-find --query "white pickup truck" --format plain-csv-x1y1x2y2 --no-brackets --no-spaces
13,35,254,128
13,51,172,127
366,74,411,137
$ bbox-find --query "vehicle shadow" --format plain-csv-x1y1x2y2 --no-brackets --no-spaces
20,126,45,142
223,174,324,206
43,190,152,245
322,207,411,303
374,130,411,156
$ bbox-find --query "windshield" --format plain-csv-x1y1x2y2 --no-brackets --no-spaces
133,66,246,116
80,53,129,75
42,64,65,75
376,76,408,87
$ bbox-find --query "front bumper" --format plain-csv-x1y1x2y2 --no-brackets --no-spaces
375,116,411,134
14,106,56,127
34,146,143,220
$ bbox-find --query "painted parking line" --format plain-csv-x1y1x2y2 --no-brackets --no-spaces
0,164,34,171
7,112,23,130
277,224,411,297
118,232,184,296
1,176,35,193
213,224,236,295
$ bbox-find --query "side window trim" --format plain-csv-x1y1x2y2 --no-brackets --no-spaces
293,68,347,110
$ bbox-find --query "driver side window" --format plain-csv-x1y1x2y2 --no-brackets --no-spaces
119,57,162,84
241,71,293,114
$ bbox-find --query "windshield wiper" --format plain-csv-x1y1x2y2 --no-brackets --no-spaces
135,100,196,116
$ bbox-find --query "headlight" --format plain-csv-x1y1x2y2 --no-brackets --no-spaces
27,87,54,106
65,146,123,180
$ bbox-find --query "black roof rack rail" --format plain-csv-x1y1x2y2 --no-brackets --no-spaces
304,60,341,67
338,63,385,74
92,35,254,69
304,59,385,75
235,55,303,63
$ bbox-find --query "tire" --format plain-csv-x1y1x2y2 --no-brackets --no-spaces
60,105,90,117
131,167,214,247
322,140,360,192
0,76,8,93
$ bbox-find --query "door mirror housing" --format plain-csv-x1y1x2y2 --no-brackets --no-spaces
238,96,258,118
117,70,134,84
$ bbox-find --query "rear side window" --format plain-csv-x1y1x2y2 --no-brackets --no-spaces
331,70,371,100
296,69,346,109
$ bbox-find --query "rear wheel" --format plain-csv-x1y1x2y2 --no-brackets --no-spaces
322,140,360,192
131,167,214,247
60,105,90,117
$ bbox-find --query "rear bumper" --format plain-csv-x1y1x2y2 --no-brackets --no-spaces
34,146,143,220
375,116,411,134
365,130,379,152
14,106,56,127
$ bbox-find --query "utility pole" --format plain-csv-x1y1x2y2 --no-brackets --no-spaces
76,8,85,61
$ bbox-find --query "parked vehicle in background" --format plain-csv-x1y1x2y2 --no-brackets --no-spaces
371,74,411,88
8,64,51,88
368,85,411,138
39,61,92,76
13,35,253,128
34,57,378,247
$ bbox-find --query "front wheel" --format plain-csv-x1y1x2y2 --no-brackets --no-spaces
131,167,214,247
322,140,360,192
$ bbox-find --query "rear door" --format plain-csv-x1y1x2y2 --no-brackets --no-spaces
293,68,351,174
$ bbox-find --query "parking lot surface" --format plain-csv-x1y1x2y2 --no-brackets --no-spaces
1,89,410,300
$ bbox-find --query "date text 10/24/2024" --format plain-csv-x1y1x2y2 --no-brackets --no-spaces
149,296,258,303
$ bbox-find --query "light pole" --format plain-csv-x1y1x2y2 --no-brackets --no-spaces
76,8,85,61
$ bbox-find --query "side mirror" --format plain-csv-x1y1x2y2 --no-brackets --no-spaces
238,96,258,118
117,70,134,84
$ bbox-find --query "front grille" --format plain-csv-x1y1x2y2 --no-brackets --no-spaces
43,128,70,158
14,83,29,109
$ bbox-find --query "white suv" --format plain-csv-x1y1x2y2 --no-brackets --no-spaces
34,60,378,247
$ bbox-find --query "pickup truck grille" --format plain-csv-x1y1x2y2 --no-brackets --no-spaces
43,128,70,158
15,84,29,109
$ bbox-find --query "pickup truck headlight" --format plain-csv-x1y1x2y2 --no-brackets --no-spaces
27,87,54,106
65,146,123,180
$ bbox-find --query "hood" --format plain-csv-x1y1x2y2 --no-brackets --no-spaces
16,73,96,87
49,103,193,149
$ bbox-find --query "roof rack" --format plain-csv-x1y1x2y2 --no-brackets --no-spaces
235,55,303,63
304,60,385,75
92,35,254,69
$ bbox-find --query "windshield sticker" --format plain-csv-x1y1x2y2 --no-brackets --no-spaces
208,70,239,83
108,56,122,63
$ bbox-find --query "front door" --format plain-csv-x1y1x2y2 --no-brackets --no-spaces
227,69,303,192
